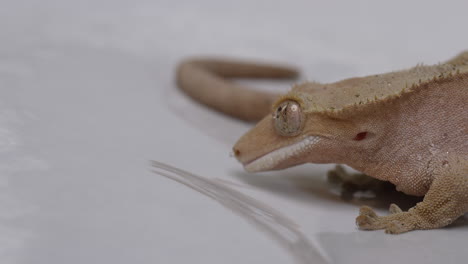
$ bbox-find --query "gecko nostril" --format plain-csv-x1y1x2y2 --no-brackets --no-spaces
233,148,241,157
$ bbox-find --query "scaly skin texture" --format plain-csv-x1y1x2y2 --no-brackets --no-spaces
176,52,468,234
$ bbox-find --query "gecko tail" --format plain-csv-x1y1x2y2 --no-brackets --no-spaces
176,58,299,122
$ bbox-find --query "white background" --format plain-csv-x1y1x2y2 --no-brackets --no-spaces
0,0,467,263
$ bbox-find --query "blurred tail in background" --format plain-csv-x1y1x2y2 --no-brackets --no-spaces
176,58,299,122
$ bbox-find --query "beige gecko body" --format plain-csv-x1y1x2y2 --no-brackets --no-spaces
176,52,468,234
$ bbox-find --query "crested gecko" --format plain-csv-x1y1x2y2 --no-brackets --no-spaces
175,52,468,234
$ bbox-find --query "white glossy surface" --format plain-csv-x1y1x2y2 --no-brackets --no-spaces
1,0,467,263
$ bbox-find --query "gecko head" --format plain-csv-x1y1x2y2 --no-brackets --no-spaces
232,92,380,172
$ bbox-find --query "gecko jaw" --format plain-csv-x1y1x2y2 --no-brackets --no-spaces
244,136,321,173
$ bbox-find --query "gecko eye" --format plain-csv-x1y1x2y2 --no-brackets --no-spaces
273,100,304,136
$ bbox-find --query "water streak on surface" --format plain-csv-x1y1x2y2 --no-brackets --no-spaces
151,160,329,264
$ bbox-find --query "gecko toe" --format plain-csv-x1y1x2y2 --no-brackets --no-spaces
384,220,413,234
356,207,383,230
389,203,403,214
359,206,378,217
356,215,378,230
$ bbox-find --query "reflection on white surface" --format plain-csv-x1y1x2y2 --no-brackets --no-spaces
152,160,328,264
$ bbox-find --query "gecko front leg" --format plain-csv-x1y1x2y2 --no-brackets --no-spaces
356,156,468,234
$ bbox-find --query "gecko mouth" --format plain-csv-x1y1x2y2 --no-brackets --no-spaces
244,136,321,172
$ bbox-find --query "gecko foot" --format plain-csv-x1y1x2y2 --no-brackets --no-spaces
356,204,419,234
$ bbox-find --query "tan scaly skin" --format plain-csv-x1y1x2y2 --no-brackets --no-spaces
176,52,468,234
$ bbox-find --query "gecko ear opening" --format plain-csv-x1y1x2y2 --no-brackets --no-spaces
353,132,368,141
353,131,377,141
273,100,304,137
